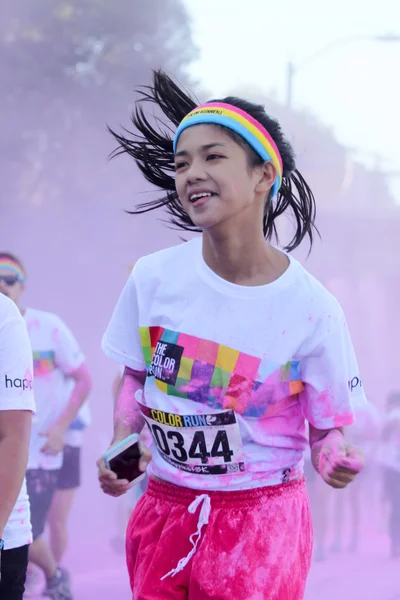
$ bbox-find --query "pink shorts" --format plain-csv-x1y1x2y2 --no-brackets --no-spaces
126,477,313,600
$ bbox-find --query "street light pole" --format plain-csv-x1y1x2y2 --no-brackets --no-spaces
286,61,295,110
286,33,400,108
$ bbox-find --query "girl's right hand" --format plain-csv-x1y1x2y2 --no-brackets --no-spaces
97,444,152,497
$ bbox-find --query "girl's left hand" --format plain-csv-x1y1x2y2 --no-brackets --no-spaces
318,436,364,489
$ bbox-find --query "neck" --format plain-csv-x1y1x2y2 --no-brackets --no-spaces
202,224,288,286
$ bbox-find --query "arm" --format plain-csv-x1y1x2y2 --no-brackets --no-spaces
112,366,146,444
300,307,366,488
54,363,92,432
40,363,92,455
101,270,148,443
309,424,344,472
97,366,150,497
0,298,35,537
99,268,151,496
309,423,363,488
0,410,32,537
112,374,122,405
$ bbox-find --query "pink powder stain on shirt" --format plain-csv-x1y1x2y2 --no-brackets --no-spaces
258,397,299,422
333,412,354,427
316,388,336,419
223,394,247,415
24,367,33,379
20,520,25,525
14,368,34,397
249,370,282,407
27,319,40,331
281,330,286,336
51,327,59,342
179,378,204,394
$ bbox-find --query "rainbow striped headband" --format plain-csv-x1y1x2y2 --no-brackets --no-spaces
173,102,283,197
0,258,25,282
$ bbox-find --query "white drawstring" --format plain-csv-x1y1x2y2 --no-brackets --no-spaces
161,494,211,580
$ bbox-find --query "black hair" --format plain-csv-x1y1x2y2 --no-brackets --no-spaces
0,252,25,276
109,70,318,252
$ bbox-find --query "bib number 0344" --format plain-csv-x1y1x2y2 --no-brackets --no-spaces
151,425,233,464
140,405,245,476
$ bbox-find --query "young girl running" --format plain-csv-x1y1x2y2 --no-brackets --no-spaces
98,70,365,600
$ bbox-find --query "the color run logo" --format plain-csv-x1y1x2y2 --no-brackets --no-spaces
148,341,183,385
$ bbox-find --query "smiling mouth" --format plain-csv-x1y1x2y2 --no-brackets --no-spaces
189,192,216,204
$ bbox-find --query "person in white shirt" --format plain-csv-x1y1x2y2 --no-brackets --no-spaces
0,292,35,599
98,71,365,600
0,253,92,600
47,402,91,566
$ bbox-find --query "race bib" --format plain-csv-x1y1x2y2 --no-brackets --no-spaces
140,404,245,476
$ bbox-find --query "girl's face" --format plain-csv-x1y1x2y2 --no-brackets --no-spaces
174,124,276,232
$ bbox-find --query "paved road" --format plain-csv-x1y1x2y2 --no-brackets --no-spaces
28,535,399,600
27,475,399,600
305,549,399,600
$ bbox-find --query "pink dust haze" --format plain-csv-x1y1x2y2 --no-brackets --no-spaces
2,2,399,598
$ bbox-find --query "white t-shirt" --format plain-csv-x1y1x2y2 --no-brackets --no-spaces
102,238,365,491
24,308,85,470
0,295,35,549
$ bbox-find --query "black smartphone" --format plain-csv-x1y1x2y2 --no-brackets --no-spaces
103,433,143,482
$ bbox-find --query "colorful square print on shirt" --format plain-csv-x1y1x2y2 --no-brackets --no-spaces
139,327,304,418
33,350,56,377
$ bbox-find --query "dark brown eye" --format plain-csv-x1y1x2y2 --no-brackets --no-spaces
206,154,223,161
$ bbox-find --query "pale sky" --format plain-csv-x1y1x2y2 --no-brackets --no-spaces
184,0,400,202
